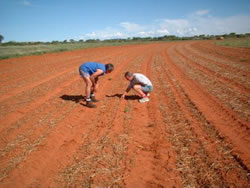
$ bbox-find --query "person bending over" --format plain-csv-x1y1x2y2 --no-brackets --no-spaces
79,62,114,108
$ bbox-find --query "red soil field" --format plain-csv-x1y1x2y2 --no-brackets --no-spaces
0,41,249,187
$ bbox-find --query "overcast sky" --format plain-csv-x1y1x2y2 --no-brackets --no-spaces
1,0,250,42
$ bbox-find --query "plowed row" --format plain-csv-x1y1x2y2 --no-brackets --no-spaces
0,41,249,187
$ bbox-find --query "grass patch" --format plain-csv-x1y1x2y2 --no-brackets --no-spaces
0,41,151,60
215,37,250,48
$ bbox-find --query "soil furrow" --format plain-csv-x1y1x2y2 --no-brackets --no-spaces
164,46,250,169
183,42,250,76
158,47,249,186
168,44,250,123
174,46,250,94
191,41,250,65
153,51,229,187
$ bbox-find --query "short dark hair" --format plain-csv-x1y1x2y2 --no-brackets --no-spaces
124,71,133,77
105,64,114,72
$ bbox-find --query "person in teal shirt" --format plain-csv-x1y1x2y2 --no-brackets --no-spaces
79,62,114,108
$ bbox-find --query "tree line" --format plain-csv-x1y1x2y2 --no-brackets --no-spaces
0,32,249,45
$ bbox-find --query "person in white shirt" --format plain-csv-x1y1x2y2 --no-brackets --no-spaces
121,72,153,103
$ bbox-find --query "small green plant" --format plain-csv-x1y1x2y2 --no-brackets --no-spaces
240,58,247,62
124,106,130,113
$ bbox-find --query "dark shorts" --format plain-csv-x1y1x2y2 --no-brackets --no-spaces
142,85,153,92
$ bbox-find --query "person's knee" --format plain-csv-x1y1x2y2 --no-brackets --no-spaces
133,85,140,90
87,82,92,87
85,79,92,87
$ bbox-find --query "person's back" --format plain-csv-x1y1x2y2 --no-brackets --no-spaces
131,73,153,87
79,62,106,76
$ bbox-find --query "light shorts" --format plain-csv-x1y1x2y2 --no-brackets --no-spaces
141,85,153,92
79,68,90,77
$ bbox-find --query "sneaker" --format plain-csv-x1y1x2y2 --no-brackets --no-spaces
139,97,150,103
86,101,97,108
91,96,99,102
146,93,150,97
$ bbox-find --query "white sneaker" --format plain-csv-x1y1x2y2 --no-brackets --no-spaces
139,97,150,103
146,93,150,97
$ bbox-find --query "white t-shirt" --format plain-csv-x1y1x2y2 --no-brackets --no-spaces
128,73,153,89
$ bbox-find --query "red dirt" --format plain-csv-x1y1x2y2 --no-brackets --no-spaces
0,41,249,187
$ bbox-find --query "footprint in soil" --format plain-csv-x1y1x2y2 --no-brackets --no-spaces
59,139,77,151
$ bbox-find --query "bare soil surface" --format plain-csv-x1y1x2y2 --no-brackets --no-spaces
0,41,249,187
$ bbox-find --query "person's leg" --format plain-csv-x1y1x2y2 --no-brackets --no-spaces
142,85,152,96
90,78,99,102
133,85,151,103
79,68,96,107
90,85,95,98
82,76,96,108
133,85,146,97
82,77,91,97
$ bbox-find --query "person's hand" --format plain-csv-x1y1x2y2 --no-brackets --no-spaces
121,93,125,100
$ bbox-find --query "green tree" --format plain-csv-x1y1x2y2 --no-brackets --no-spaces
0,34,4,43
51,40,59,44
229,32,236,38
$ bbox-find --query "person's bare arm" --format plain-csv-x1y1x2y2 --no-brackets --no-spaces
90,69,103,92
90,69,103,85
121,87,131,99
